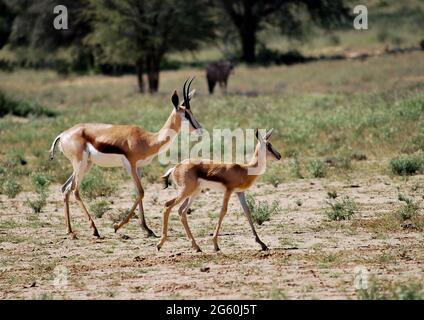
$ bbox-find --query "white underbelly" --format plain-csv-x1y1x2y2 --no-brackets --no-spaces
198,178,227,192
86,143,125,167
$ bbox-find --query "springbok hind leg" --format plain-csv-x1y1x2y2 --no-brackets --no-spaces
156,191,191,251
62,174,76,239
178,196,201,252
72,158,101,238
237,192,268,251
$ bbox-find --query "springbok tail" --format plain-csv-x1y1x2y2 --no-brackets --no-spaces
162,167,175,189
49,134,61,160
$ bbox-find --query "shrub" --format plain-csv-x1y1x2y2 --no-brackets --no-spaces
308,159,326,178
324,196,357,221
262,163,283,187
89,200,110,218
25,197,47,214
2,179,22,198
31,173,51,194
290,155,303,179
390,153,423,176
26,173,51,213
357,277,424,300
246,194,281,225
396,194,419,221
80,167,116,199
0,91,56,118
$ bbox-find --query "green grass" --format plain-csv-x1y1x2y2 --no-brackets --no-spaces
0,50,424,186
0,90,56,118
357,277,424,300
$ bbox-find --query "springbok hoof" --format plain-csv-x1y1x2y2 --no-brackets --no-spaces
145,230,158,238
68,232,77,240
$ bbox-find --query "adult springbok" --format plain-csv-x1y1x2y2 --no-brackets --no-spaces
49,78,201,239
157,129,281,252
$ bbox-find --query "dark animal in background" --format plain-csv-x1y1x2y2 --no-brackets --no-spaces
206,60,235,94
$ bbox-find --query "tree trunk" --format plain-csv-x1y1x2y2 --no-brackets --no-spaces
240,24,257,63
147,56,160,93
136,57,145,93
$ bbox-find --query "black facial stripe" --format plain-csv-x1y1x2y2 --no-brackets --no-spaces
185,111,198,129
267,143,279,157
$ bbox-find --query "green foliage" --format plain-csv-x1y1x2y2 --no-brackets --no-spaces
80,167,116,199
357,277,424,300
89,200,110,218
324,196,357,221
308,159,326,178
0,91,55,118
1,179,22,198
289,155,303,179
26,172,51,213
31,172,51,194
390,153,424,176
25,197,47,214
246,194,281,225
396,194,419,221
262,163,283,187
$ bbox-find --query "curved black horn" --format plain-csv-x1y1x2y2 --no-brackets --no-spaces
183,77,195,109
182,78,189,107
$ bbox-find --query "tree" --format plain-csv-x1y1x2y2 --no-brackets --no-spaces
6,0,92,70
218,0,351,63
87,0,216,93
0,0,16,49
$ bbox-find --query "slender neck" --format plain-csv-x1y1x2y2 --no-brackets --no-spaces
247,144,267,175
153,110,181,148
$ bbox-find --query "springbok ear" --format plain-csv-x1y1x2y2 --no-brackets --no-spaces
171,90,179,110
265,128,274,140
255,129,265,143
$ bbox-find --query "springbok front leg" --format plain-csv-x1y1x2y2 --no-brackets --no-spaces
212,190,232,252
237,192,268,251
114,165,156,237
136,168,156,237
178,196,201,252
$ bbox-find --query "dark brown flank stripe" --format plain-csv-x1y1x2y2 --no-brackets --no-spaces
83,131,126,155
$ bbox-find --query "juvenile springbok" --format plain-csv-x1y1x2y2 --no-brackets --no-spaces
157,129,281,252
49,78,201,239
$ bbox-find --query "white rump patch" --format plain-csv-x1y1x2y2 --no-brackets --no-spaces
86,143,124,167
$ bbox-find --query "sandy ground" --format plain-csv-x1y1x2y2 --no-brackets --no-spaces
0,174,423,299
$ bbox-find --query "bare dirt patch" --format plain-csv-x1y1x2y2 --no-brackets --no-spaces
1,174,423,299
